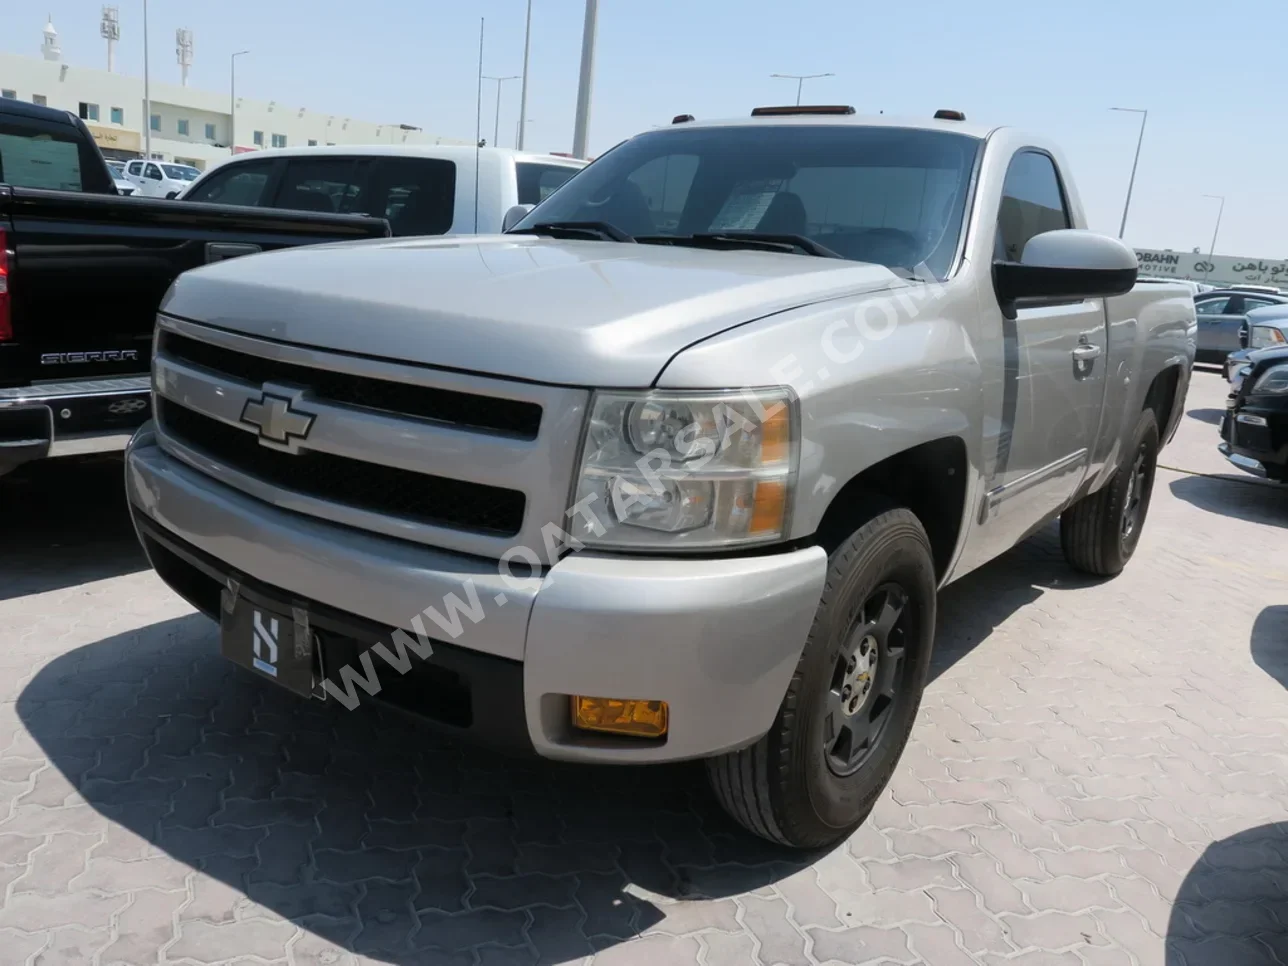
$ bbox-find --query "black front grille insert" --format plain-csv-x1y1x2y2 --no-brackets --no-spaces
159,330,542,440
157,399,525,537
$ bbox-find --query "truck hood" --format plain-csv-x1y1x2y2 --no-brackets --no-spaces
160,235,905,386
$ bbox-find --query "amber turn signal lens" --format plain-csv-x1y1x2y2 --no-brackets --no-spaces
571,696,669,738
748,479,787,535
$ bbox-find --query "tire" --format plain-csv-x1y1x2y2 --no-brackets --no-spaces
706,501,937,849
1060,409,1159,577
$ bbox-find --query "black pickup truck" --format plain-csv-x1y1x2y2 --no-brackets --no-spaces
0,98,390,477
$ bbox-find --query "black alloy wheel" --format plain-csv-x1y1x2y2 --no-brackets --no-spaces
824,583,910,778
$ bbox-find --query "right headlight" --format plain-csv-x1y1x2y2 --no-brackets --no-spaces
1252,363,1288,394
570,388,799,550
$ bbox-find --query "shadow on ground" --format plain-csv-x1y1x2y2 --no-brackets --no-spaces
1186,407,1226,426
16,526,1077,963
1167,822,1288,964
0,457,147,600
1252,605,1288,690
1168,474,1288,529
932,523,1101,681
18,616,816,963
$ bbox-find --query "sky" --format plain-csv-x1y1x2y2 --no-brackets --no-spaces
2,0,1284,257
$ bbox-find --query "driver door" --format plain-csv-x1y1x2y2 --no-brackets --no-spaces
974,150,1107,560
142,162,164,197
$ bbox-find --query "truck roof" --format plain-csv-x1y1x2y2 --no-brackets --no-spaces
0,97,78,127
660,111,997,140
213,144,588,167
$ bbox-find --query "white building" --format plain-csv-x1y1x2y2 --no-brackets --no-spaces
1,18,470,170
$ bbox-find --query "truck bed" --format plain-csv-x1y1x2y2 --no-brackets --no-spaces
0,186,389,475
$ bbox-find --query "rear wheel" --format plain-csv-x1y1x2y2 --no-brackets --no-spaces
706,501,937,848
1060,409,1159,577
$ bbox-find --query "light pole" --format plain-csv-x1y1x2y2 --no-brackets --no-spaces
516,117,534,148
770,72,834,106
483,75,520,147
230,51,250,154
142,0,152,159
571,0,598,159
1203,194,1225,280
517,0,533,150
1110,107,1148,239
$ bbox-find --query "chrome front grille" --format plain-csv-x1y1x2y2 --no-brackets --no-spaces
159,331,543,439
156,399,527,536
151,315,590,562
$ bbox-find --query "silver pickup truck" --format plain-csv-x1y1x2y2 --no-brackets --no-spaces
125,107,1196,848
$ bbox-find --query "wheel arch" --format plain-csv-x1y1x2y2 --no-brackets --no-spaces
811,436,969,582
1143,363,1185,445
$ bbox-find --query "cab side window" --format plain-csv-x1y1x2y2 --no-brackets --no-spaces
184,160,275,207
1195,297,1232,316
996,151,1071,263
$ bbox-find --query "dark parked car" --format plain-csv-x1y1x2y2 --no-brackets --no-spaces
1,97,390,478
1220,344,1288,481
1194,289,1288,363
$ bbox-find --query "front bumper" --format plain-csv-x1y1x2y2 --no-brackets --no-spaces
0,376,151,476
1219,405,1288,481
125,425,828,764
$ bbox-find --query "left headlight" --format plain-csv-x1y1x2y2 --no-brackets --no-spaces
1252,363,1288,394
571,388,798,550
1250,326,1287,349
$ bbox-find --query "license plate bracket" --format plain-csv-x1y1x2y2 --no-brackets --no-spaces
220,587,318,698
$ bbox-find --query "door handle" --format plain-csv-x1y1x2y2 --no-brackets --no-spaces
205,242,262,263
1072,343,1103,361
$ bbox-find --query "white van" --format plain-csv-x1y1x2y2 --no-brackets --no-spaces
176,145,586,236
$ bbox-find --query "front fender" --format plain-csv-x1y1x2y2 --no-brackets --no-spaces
654,280,985,542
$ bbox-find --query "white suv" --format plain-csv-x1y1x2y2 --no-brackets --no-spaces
176,145,585,236
123,159,201,199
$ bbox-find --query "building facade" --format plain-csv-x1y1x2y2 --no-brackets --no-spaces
0,21,469,170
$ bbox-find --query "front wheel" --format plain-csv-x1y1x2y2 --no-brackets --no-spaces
1060,409,1160,577
706,501,937,849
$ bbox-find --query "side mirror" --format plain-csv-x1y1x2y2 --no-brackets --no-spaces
502,203,534,233
994,229,1138,308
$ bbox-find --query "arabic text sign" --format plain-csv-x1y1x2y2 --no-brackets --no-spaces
1135,249,1288,287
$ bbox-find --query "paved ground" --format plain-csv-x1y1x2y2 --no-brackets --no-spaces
1,367,1286,966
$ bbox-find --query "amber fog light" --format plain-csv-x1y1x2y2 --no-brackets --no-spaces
571,696,669,738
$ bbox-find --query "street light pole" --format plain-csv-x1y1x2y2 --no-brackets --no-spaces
230,50,249,155
142,0,152,159
1110,107,1148,239
517,0,532,150
570,0,598,159
483,75,519,147
770,72,834,106
1203,194,1225,280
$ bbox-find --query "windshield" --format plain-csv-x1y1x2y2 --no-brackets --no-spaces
514,124,980,279
163,164,199,181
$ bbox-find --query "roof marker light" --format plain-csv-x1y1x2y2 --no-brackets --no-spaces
750,105,856,117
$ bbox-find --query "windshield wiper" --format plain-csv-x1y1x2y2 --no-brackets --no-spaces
510,221,634,242
637,231,844,259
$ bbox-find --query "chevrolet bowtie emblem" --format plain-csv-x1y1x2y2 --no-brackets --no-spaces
240,389,316,453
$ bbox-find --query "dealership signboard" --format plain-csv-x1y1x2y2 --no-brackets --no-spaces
1135,249,1288,289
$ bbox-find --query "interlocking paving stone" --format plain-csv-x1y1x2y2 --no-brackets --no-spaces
0,371,1286,964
